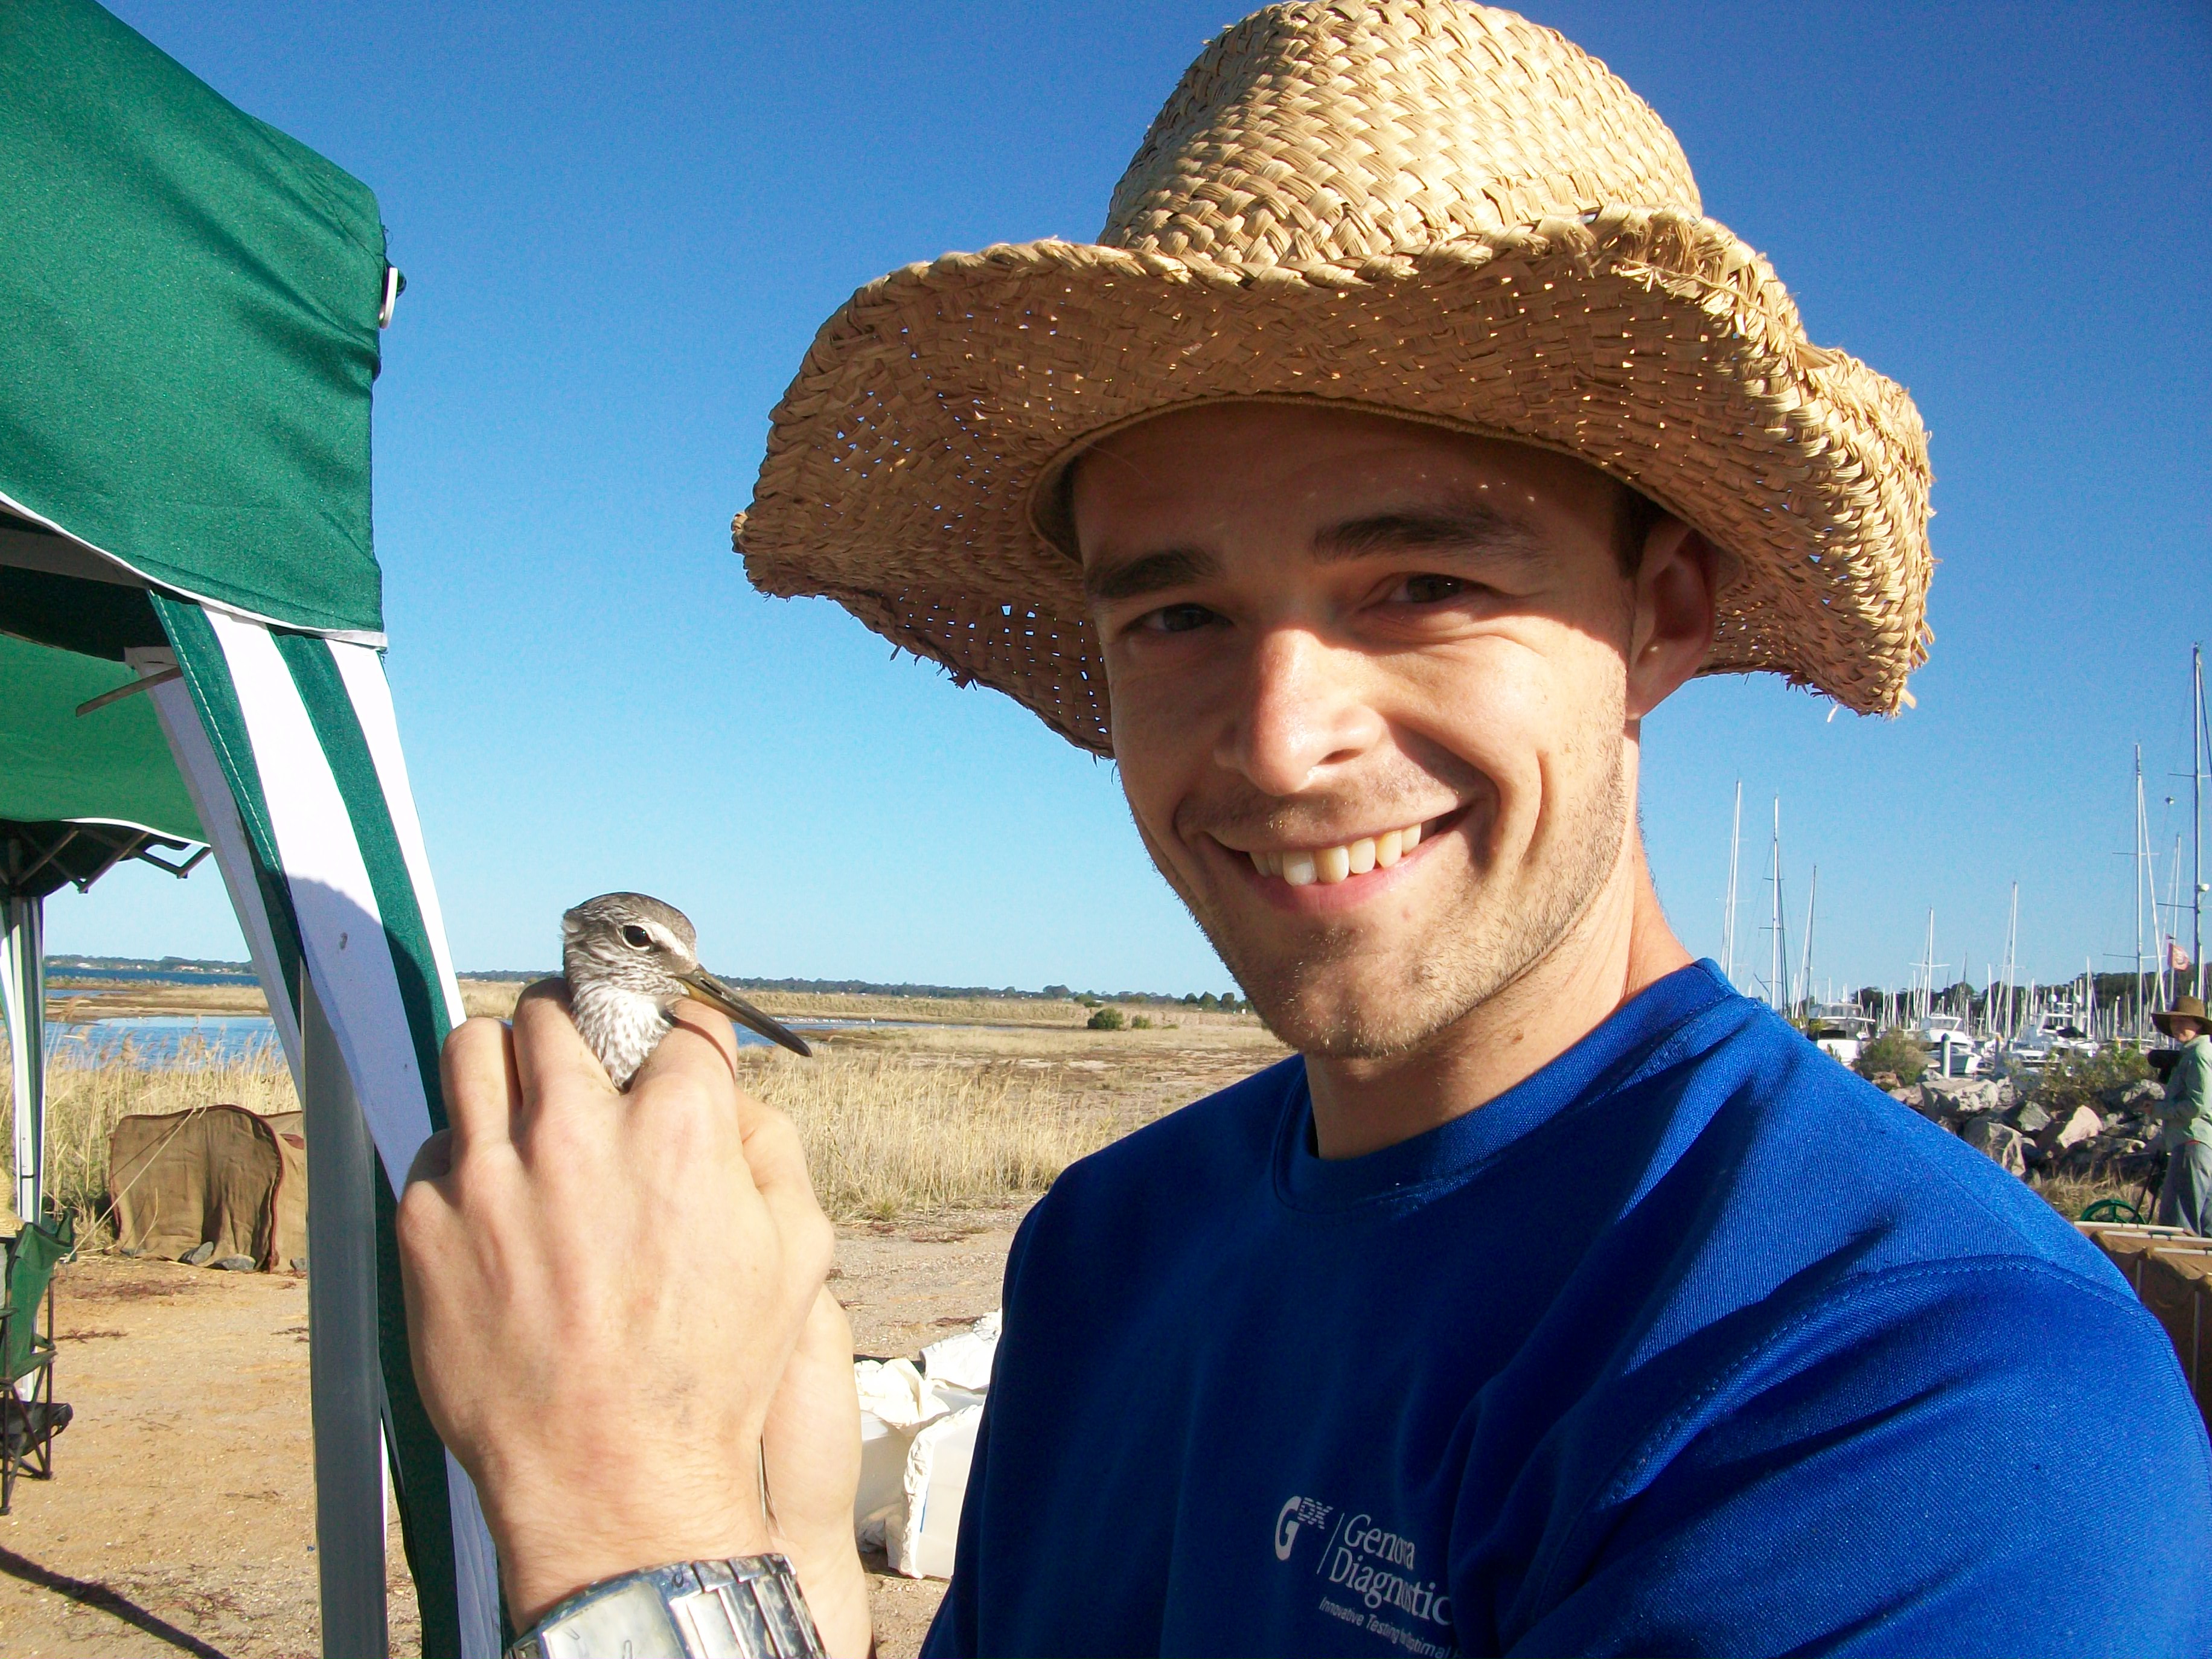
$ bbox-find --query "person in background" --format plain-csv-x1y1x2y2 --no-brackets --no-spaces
2155,994,2212,1235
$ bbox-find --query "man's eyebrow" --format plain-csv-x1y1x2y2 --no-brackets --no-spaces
1312,501,1547,565
1081,502,1546,603
1082,546,1219,604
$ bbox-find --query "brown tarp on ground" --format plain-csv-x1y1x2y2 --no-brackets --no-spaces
2078,1223,2211,1429
107,1106,305,1270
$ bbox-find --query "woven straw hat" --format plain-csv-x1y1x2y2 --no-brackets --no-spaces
737,0,1933,755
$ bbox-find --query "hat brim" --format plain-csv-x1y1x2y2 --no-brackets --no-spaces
740,206,1932,756
2153,1009,2205,1036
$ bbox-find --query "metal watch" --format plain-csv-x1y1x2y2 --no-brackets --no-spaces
507,1555,827,1659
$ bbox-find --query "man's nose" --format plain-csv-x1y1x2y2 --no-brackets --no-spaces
1215,625,1383,796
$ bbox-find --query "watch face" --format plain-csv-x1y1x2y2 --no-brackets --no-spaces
542,1579,686,1659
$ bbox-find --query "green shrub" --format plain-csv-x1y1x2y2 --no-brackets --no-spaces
1855,1028,1928,1086
1129,1014,1153,1029
1087,1006,1125,1031
2033,1046,2150,1114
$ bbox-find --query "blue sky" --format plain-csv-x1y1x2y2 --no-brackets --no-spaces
45,1,2212,997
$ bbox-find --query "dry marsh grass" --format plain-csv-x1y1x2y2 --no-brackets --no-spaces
7,1005,1275,1238
737,1049,1134,1221
46,980,269,1021
1,1037,296,1239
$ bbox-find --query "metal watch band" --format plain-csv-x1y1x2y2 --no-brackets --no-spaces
507,1555,827,1659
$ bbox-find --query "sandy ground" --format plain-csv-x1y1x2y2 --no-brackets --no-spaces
5,982,1282,1658
0,1209,1036,1659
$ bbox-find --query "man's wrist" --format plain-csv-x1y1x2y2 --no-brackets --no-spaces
771,1527,873,1658
497,1500,774,1629
509,1556,826,1659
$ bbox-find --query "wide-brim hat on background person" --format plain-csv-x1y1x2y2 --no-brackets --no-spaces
736,0,1934,756
2154,996,2210,1038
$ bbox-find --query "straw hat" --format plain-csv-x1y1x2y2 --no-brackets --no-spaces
736,0,1934,755
2154,995,2209,1038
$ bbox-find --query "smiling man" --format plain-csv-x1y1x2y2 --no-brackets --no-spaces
400,5,2211,1658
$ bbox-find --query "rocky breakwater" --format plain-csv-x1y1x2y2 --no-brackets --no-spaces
1885,1072,2166,1183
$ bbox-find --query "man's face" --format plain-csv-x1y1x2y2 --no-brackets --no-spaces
2174,1018,2205,1044
1073,402,1655,1058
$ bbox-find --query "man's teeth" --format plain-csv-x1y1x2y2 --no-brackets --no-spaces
1250,821,1425,886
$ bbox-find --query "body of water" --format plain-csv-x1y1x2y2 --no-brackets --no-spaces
39,1012,1009,1067
46,1016,284,1066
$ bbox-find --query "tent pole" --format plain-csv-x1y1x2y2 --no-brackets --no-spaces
2,893,45,1226
301,967,391,1657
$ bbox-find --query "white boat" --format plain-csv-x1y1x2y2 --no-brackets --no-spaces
1806,1002,1873,1067
1915,1010,1984,1077
2004,1004,2097,1069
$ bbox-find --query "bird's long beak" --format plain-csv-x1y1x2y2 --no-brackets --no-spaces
678,969,813,1058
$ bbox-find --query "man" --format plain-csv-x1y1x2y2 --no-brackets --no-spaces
2156,994,2212,1235
399,5,2212,1656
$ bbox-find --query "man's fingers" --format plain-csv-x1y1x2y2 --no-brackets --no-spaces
510,978,616,1135
406,1127,456,1187
441,1016,519,1155
635,1008,828,1268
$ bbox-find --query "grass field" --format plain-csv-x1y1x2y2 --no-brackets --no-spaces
4,996,1283,1238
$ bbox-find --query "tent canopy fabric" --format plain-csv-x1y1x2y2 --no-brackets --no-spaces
0,0,390,641
1,3,500,1650
0,633,203,842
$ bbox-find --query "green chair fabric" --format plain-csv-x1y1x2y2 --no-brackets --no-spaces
2,1215,74,1386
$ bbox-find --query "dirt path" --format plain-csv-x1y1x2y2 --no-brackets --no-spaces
1,1211,1028,1659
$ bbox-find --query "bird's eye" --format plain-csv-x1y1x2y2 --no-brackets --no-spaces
621,925,653,949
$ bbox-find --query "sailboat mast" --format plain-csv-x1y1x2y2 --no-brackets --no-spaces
1769,798,1787,1015
1799,865,1818,1018
2196,644,2207,1000
2004,882,2019,1037
1722,781,1742,986
2137,743,2147,1038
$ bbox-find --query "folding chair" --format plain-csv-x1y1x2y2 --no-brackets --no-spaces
1,1214,74,1514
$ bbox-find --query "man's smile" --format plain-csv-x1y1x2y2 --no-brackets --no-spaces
1205,806,1472,911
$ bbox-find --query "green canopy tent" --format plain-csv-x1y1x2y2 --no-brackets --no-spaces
3,633,210,1224
1,3,498,1654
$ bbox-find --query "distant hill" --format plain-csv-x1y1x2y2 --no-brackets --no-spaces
47,954,253,976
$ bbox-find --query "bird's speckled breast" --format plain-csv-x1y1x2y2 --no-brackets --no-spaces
569,977,672,1088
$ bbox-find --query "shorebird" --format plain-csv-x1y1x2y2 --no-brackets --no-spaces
562,892,812,1087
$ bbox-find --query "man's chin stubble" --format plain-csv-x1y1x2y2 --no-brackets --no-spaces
1182,767,1631,1061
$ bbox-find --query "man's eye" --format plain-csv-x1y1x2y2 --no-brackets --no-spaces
1392,573,1471,604
1137,603,1219,635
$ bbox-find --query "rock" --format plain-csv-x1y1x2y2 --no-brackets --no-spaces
2015,1101,2054,1136
214,1255,258,1273
181,1241,216,1267
1925,1076,2001,1115
2102,1079,2163,1111
1870,1072,1902,1092
290,1255,310,1273
2050,1105,2103,1151
1964,1118,2028,1177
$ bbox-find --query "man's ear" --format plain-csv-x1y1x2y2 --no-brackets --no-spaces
1625,517,1718,720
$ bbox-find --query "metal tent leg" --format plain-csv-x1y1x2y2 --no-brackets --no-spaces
2,893,45,1227
301,968,391,1657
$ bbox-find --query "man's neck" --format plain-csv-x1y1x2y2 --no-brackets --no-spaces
1305,834,1692,1159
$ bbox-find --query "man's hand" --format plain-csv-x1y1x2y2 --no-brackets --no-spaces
397,983,870,1653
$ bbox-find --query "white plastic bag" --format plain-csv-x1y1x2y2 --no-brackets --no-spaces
849,1313,1000,1577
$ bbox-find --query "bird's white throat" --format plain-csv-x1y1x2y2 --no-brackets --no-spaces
569,976,673,1089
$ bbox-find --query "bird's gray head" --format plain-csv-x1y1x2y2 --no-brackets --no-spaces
561,892,701,1003
561,892,812,1060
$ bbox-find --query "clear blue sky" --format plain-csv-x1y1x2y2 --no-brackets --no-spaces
45,0,2212,998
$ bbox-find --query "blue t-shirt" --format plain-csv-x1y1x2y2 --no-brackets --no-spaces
922,962,2211,1657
